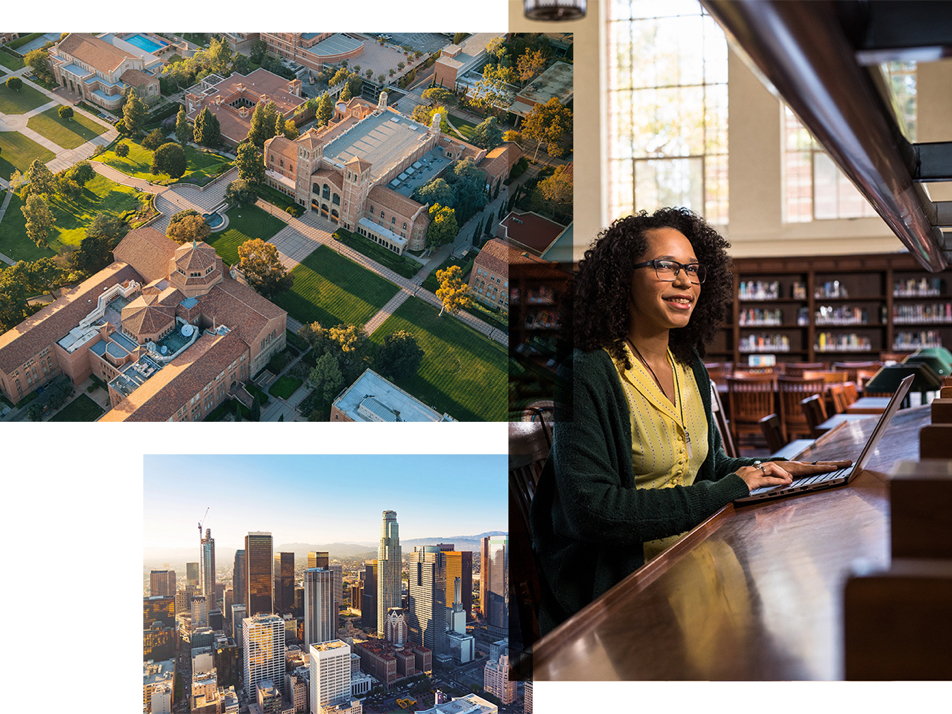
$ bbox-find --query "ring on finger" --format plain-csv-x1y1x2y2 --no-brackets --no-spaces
753,460,767,474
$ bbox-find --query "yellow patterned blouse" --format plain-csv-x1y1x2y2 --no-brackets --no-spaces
609,343,711,561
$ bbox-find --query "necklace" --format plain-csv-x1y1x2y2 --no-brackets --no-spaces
626,339,693,459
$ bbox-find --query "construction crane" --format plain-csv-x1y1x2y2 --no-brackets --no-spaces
198,507,209,540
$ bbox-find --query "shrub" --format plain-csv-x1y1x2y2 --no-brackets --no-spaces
142,128,166,151
115,142,130,158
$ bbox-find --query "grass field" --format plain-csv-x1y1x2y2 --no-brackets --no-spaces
272,245,400,328
0,81,49,114
447,114,478,141
0,49,25,72
0,174,141,260
334,228,421,279
206,204,286,266
93,137,231,184
26,106,107,150
0,131,56,180
269,375,303,399
369,296,508,422
49,394,105,422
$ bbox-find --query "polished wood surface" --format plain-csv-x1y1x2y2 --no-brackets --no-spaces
845,396,891,414
531,405,931,681
816,411,876,432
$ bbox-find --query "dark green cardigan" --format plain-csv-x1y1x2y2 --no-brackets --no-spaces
530,348,755,634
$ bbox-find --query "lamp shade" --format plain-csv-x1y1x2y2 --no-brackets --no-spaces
524,0,587,21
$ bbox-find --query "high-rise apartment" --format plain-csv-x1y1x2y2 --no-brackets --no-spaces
233,550,245,605
245,532,273,617
202,529,216,605
242,614,285,699
361,560,377,631
407,546,447,658
274,552,294,614
482,536,508,637
377,511,401,636
304,568,335,648
309,640,354,714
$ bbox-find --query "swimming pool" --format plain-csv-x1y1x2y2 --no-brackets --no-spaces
203,212,224,228
126,34,167,54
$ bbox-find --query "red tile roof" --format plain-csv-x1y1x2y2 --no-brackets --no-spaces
113,228,177,284
499,211,566,254
57,33,136,74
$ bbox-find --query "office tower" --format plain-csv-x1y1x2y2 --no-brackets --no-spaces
287,670,308,713
308,551,329,569
377,511,401,636
361,561,377,631
309,640,353,714
448,577,466,635
175,586,192,616
441,548,473,621
256,680,282,714
201,528,216,605
524,680,533,714
192,595,208,628
483,652,516,705
242,613,285,698
187,562,200,588
274,552,295,614
209,609,223,631
350,582,363,611
329,563,343,612
245,532,274,617
150,570,175,597
385,607,407,646
224,588,234,622
231,604,246,641
304,568,335,647
482,536,508,637
192,645,214,675
213,634,240,690
233,550,246,605
407,546,447,657
144,622,175,662
191,670,219,713
143,596,175,628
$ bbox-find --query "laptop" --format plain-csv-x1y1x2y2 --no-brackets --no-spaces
735,374,914,504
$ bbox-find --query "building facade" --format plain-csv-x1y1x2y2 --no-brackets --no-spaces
309,640,357,714
202,528,216,605
246,532,274,617
304,567,336,648
361,561,377,631
274,552,295,614
407,547,447,661
150,571,176,598
482,536,508,637
234,550,246,605
243,614,286,699
377,511,401,637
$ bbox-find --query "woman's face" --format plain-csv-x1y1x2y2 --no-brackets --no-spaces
628,227,701,334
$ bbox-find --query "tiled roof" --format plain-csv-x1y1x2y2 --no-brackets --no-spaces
120,68,156,88
367,186,427,222
195,278,285,346
480,143,523,182
500,211,566,254
57,33,136,74
267,135,298,163
313,168,342,190
99,330,248,422
0,264,140,373
122,293,175,338
173,242,218,272
474,238,511,277
113,228,177,284
345,156,372,172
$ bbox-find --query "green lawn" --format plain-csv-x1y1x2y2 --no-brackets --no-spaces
49,394,105,422
0,49,25,72
93,138,232,184
0,81,50,114
269,375,303,399
370,296,508,421
0,174,141,260
26,107,107,150
448,114,478,141
273,245,400,328
206,204,286,266
334,228,421,280
0,131,56,180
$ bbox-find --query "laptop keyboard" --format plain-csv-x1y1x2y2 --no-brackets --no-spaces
749,467,851,495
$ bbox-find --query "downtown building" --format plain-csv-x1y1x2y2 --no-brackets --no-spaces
376,511,401,637
274,552,295,614
150,570,176,597
245,532,274,617
407,546,448,664
360,560,377,631
480,536,508,637
309,640,361,714
304,567,336,648
202,528,216,605
243,614,286,699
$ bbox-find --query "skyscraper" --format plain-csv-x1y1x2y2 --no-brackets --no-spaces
441,547,473,621
143,596,175,629
361,561,377,631
482,536,508,637
308,551,329,569
150,570,176,597
233,550,245,605
377,511,401,636
242,613,285,699
304,568,336,648
309,640,353,714
273,552,294,614
407,546,447,658
245,532,273,617
329,563,343,613
186,562,200,589
202,529,216,605
192,595,208,628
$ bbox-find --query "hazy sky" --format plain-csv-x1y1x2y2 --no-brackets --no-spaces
143,454,506,549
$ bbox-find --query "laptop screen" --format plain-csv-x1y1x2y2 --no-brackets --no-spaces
847,374,914,480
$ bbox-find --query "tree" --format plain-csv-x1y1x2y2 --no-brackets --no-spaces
193,106,221,147
413,178,455,208
435,265,473,317
375,330,424,380
339,83,352,102
250,39,268,64
299,321,332,355
448,157,489,223
166,209,210,244
426,204,459,249
309,351,344,404
69,160,95,187
122,88,146,137
27,403,44,421
470,116,503,150
22,193,54,248
502,129,522,144
276,116,297,140
26,159,55,197
24,48,53,84
248,100,279,147
411,103,447,130
365,69,373,80
235,142,265,184
250,394,261,422
316,92,333,127
328,324,372,383
422,87,454,105
534,164,573,219
58,105,73,120
486,36,508,63
72,214,125,276
238,238,293,299
517,48,547,85
5,76,22,92
142,128,167,151
115,142,130,158
522,97,573,160
207,37,234,76
453,33,467,45
175,107,191,144
25,257,63,294
224,178,257,208
378,74,385,84
152,142,187,178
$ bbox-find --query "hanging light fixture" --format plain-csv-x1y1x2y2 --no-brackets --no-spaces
524,0,587,21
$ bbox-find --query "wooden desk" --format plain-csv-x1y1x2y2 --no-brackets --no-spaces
530,405,930,681
846,396,892,415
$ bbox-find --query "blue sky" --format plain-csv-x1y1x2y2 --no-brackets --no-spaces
143,454,506,548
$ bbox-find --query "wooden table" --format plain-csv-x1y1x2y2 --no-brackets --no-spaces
530,405,929,681
846,396,892,414
816,411,877,433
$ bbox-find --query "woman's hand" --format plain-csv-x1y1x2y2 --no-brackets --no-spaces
778,459,853,478
735,459,853,492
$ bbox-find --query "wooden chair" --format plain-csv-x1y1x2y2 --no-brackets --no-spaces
704,361,733,384
802,370,850,384
759,413,786,454
725,374,776,447
832,361,881,384
509,416,551,655
801,393,829,438
855,367,882,391
710,379,737,458
777,376,827,440
829,381,859,413
784,362,825,377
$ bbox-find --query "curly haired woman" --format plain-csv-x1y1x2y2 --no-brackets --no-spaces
530,208,849,634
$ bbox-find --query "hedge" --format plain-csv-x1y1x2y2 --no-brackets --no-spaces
5,33,44,52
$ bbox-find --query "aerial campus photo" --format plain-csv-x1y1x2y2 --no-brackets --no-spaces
0,31,574,422
142,454,518,714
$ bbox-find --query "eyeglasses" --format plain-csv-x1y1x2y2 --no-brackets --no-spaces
633,259,706,284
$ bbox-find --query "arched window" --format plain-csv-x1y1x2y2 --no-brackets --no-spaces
332,193,340,205
322,185,330,199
